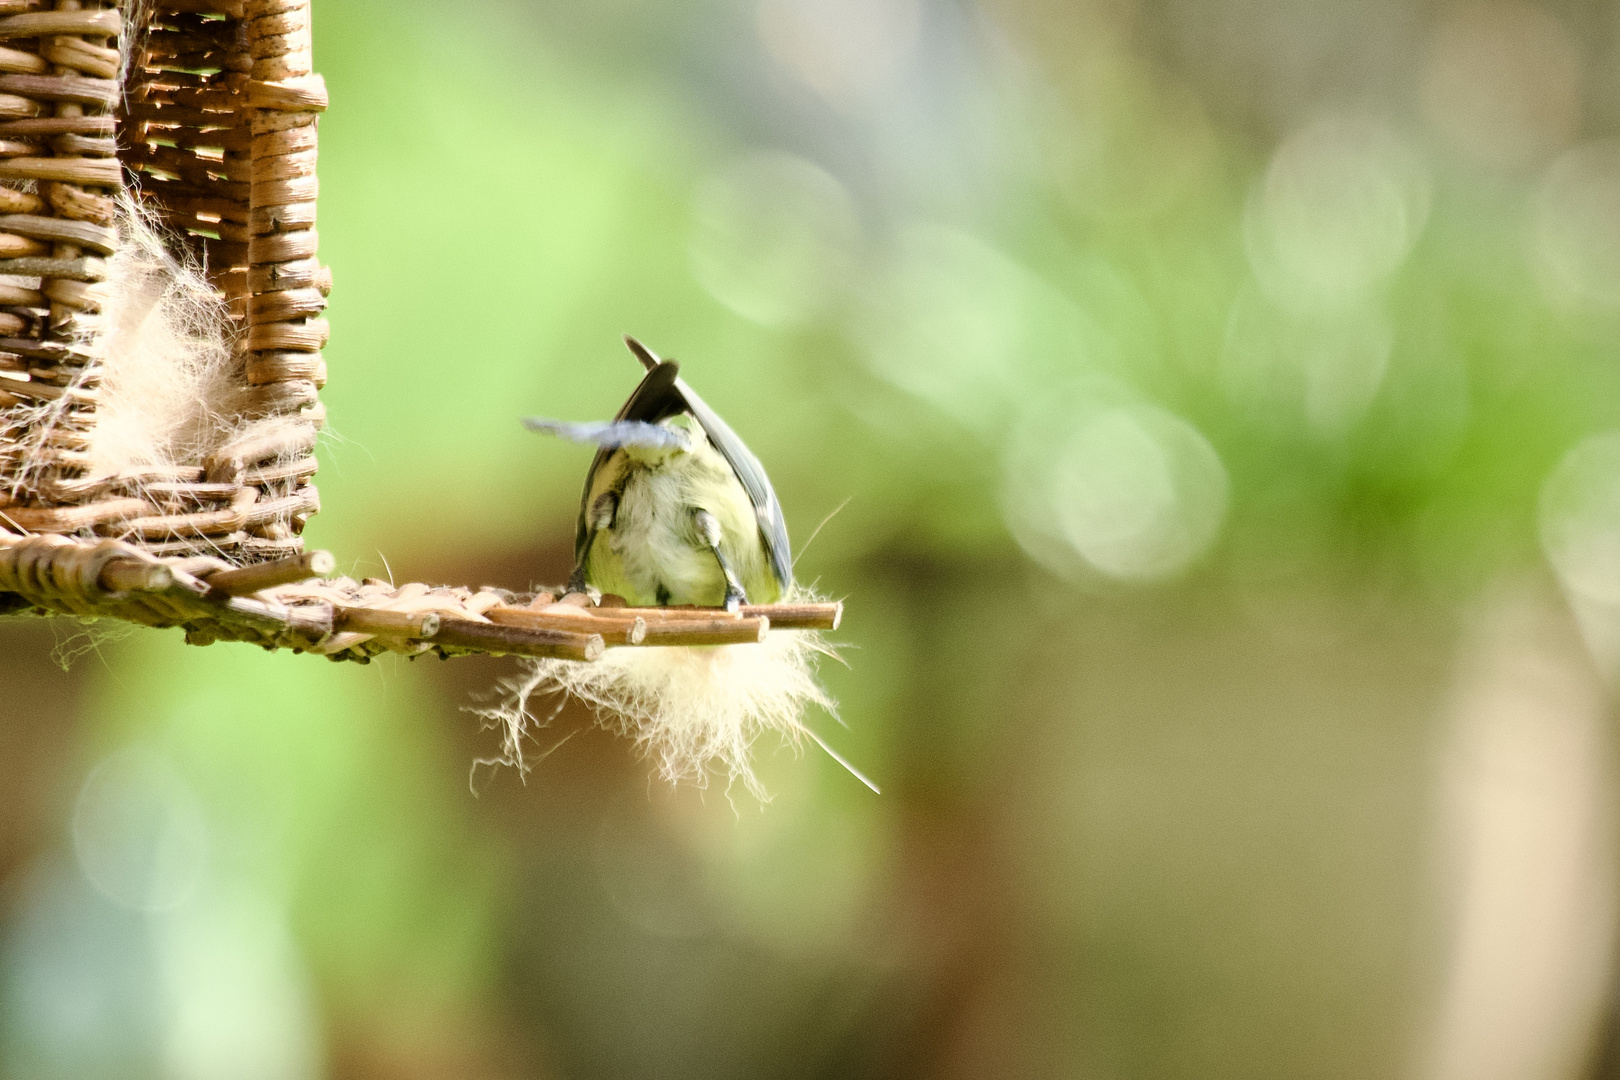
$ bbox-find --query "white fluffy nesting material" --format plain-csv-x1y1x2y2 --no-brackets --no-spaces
83,198,243,481
475,600,849,801
8,196,243,499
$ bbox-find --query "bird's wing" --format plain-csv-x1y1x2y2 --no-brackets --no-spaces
572,359,687,564
622,336,793,590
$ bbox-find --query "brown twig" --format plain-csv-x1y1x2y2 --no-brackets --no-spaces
334,605,438,639
204,548,334,596
567,597,843,631
486,605,647,645
97,557,173,593
741,602,841,630
432,617,604,662
639,616,770,646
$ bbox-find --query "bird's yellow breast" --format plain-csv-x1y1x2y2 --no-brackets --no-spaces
583,440,780,607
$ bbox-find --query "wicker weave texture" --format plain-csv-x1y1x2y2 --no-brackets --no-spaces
0,0,327,562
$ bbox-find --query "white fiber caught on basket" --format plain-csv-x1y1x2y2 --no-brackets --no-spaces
4,196,245,502
85,198,245,481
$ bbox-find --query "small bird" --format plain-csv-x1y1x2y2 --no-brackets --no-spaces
524,337,791,610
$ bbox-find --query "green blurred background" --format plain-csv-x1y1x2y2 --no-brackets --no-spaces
7,0,1620,1076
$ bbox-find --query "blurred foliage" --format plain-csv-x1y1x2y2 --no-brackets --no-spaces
5,0,1620,1077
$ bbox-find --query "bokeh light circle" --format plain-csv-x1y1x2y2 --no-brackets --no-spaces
1006,401,1229,582
756,0,922,106
1540,432,1620,604
1245,114,1429,312
71,747,207,912
689,150,861,328
1222,292,1394,438
860,225,1099,432
1531,141,1620,312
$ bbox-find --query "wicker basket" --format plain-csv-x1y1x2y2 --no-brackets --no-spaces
0,0,839,661
0,0,325,558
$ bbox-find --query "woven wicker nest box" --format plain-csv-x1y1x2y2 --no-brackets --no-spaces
0,0,837,664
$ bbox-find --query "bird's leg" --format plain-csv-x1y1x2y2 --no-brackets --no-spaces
569,492,618,595
693,508,747,611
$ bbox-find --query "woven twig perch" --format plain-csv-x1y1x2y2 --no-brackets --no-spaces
0,532,842,662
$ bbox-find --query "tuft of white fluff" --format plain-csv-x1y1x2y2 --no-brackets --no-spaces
7,195,242,501
83,196,243,482
474,608,842,801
